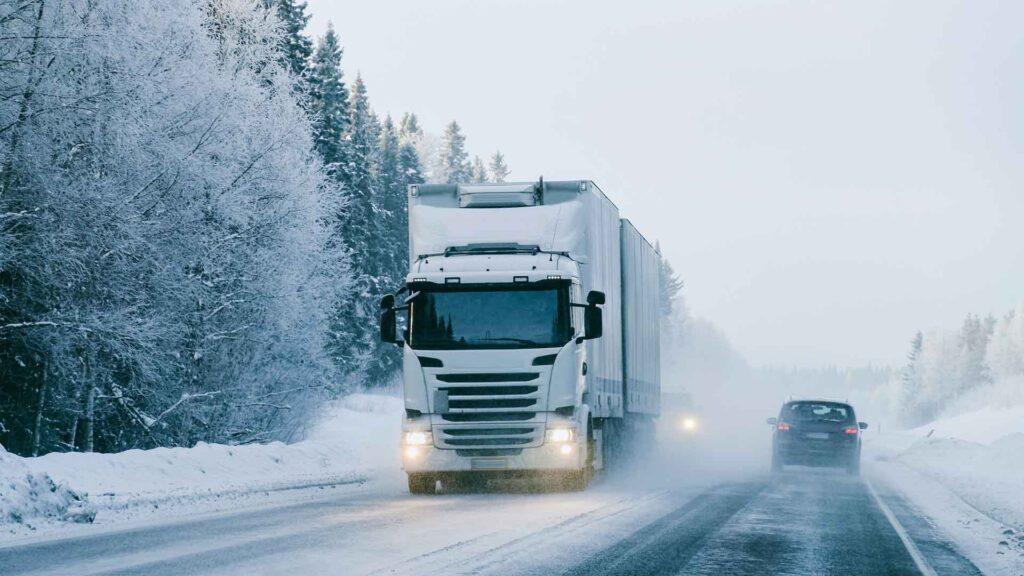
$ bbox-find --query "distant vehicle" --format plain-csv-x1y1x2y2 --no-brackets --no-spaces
767,399,867,475
380,180,661,494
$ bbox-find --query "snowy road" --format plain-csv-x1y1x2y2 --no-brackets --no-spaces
0,470,984,576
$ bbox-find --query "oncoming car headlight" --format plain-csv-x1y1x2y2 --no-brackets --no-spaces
403,431,432,446
546,427,576,443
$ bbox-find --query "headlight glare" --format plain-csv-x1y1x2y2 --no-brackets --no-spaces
546,427,575,443
404,431,432,446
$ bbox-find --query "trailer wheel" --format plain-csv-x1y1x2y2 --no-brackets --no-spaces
408,473,437,495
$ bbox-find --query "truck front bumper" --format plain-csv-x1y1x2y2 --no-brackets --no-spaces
402,441,585,474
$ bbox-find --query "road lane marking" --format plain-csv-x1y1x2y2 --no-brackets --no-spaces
866,480,938,576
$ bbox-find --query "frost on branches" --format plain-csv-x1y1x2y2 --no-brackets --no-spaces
0,0,345,454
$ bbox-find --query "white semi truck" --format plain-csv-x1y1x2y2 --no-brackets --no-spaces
380,179,660,494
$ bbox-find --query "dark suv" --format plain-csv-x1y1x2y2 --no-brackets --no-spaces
768,400,867,475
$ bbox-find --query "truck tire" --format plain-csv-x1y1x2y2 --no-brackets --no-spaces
408,473,437,495
561,469,589,492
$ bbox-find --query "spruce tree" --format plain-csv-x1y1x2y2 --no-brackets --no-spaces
399,112,421,139
262,0,313,80
307,24,350,179
900,331,925,423
440,120,470,184
333,73,387,381
488,151,510,183
470,155,488,183
656,242,683,319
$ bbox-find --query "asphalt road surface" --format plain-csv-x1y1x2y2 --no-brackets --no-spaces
0,469,984,576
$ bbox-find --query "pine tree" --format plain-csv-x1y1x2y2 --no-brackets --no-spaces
307,24,350,179
899,331,925,424
656,242,683,319
439,120,470,184
261,0,313,80
377,117,405,282
346,74,380,200
956,314,993,396
488,151,510,183
399,112,421,139
470,155,488,183
329,73,387,381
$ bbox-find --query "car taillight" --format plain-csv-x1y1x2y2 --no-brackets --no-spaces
776,423,791,431
843,427,859,435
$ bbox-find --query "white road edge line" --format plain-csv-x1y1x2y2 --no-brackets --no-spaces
866,480,938,576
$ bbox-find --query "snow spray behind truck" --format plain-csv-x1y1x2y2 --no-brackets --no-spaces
379,180,660,494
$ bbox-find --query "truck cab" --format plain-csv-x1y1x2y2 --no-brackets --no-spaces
381,180,658,494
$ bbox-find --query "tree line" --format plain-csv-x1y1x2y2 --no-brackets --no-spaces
894,302,1024,426
0,0,511,456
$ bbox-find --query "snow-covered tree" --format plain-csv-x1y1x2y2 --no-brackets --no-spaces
955,314,994,397
439,121,471,184
0,0,344,455
470,155,488,183
488,151,510,183
307,23,350,179
988,303,1024,380
656,242,684,320
261,0,313,81
897,331,925,425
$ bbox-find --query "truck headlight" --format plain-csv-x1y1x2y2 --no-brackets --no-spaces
546,427,575,443
404,431,432,446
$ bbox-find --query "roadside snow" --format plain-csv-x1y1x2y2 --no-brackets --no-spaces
1,394,402,537
0,446,96,527
868,403,1024,573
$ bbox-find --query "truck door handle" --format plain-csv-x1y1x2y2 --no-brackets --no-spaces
582,362,588,375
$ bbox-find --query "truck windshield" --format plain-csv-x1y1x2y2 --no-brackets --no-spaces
409,285,572,350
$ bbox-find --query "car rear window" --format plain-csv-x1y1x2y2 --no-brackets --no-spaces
782,402,853,423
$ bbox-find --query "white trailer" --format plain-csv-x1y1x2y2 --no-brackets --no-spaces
380,180,660,493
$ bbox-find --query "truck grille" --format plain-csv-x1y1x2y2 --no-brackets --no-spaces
431,371,546,449
436,424,543,449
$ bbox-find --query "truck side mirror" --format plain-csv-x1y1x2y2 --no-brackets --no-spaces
380,294,395,310
586,290,606,306
380,308,397,343
584,304,603,340
858,422,868,430
766,417,777,426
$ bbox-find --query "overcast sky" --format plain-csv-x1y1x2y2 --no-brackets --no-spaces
305,0,1023,368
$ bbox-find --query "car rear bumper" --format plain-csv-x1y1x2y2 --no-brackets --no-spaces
776,442,858,466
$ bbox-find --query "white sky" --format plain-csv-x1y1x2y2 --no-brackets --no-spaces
305,0,1024,368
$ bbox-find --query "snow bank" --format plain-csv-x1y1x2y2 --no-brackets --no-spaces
870,403,1024,529
0,445,96,528
1,394,402,535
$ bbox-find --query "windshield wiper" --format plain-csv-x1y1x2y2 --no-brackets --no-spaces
477,337,542,346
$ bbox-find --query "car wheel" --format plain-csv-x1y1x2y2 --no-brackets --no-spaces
847,456,861,476
408,473,437,495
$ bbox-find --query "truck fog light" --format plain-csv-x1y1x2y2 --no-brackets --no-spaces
404,431,432,446
560,444,574,455
405,446,420,459
546,427,575,443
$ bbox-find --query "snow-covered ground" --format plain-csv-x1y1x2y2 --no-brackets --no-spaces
1,394,403,539
867,403,1024,574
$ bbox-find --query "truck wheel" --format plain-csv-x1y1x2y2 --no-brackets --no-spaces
408,473,437,495
561,470,589,492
